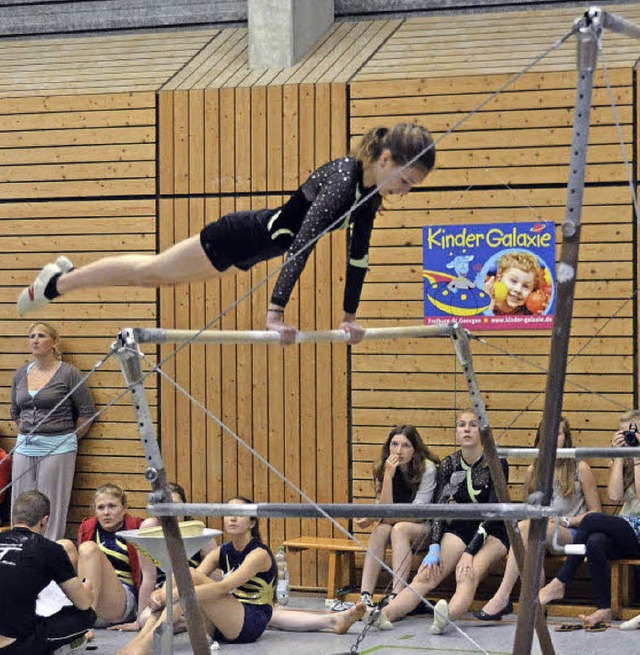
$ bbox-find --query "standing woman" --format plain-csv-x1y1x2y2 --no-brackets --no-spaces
356,424,439,605
119,496,276,655
17,124,435,344
370,410,510,634
475,416,600,621
10,322,95,540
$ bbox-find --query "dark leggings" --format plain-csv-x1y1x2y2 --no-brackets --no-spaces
556,513,640,609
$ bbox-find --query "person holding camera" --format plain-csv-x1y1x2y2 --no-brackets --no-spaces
538,410,640,630
608,409,640,516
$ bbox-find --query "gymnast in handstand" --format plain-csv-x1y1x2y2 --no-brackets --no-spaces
17,123,435,344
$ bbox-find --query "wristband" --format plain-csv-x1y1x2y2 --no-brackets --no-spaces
422,543,441,567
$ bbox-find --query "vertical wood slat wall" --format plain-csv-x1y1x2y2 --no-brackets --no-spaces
157,83,350,589
0,38,638,597
350,67,638,513
0,92,158,533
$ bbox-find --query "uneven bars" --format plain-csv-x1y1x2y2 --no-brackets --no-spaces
146,502,557,521
125,324,457,345
498,447,640,459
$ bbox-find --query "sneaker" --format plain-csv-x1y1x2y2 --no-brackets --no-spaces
17,256,74,316
328,599,356,612
431,598,449,635
620,614,640,630
359,591,374,608
363,605,393,630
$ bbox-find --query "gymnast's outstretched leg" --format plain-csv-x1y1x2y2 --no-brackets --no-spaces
17,235,217,315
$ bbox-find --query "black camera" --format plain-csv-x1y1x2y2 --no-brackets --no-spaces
623,423,639,447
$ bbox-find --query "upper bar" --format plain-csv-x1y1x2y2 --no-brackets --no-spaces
127,324,457,345
601,9,640,40
498,447,640,459
146,502,558,521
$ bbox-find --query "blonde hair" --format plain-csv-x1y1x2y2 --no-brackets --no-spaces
528,417,575,498
28,321,62,360
94,483,127,507
620,409,640,424
497,252,543,290
351,123,436,173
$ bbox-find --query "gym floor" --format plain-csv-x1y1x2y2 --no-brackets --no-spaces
91,595,635,655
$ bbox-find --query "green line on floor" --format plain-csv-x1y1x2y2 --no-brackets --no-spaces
359,645,513,655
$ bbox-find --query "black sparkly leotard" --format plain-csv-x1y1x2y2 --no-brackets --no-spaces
199,156,382,314
431,450,509,555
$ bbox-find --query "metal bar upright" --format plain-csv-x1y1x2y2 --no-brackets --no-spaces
512,11,601,654
113,329,211,655
451,327,555,655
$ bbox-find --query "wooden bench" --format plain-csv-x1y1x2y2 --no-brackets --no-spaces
283,537,640,617
283,537,368,599
611,559,640,619
282,535,426,599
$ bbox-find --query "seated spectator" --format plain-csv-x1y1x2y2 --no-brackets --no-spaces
475,416,600,621
59,483,149,630
120,497,365,655
356,425,438,606
368,409,510,635
0,490,95,655
539,511,640,629
120,482,218,632
117,496,277,654
608,409,640,515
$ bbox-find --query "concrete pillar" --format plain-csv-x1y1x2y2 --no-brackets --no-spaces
249,0,334,69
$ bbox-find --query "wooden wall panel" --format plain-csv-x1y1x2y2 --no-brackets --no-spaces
157,83,350,590
1,197,156,537
349,69,638,531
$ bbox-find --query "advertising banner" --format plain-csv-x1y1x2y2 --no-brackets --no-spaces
423,221,556,330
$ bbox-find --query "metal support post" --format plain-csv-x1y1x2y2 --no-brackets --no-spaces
513,11,601,654
451,327,556,655
113,330,211,655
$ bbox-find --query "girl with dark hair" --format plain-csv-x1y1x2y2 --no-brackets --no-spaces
475,416,600,622
356,425,439,605
118,496,276,653
17,124,435,345
368,410,510,634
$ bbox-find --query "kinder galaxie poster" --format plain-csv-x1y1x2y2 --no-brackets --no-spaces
422,222,556,331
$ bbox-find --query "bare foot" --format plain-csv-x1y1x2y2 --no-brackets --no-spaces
116,638,153,655
334,602,366,634
578,608,612,627
539,578,565,606
85,630,94,642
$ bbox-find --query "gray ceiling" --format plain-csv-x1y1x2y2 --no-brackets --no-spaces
0,0,637,38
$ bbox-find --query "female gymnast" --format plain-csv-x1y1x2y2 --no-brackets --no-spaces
118,496,276,654
17,123,435,345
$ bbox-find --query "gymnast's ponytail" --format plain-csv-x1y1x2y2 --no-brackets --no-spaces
352,123,436,173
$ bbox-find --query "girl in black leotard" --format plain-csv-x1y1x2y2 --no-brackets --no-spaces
370,410,510,634
17,124,435,344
